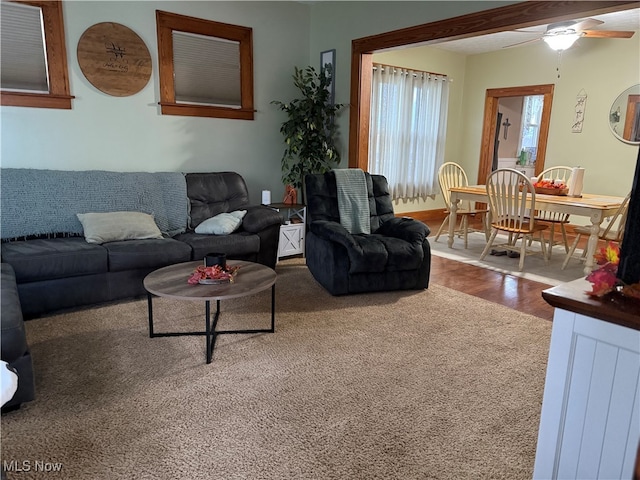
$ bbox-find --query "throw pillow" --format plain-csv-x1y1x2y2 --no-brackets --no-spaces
77,211,163,244
195,210,247,235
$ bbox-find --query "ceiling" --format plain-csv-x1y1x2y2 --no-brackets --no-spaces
429,8,640,55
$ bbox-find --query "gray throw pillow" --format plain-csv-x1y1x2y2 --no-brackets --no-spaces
77,211,163,244
195,210,247,235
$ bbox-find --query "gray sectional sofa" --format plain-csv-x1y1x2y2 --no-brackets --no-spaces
1,169,282,408
1,169,282,318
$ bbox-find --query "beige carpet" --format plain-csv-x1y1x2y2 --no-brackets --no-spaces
430,231,586,286
1,259,551,480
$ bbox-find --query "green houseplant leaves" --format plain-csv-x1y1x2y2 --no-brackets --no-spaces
272,65,344,193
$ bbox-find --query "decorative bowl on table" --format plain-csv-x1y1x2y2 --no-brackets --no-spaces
187,265,240,285
532,179,568,196
533,186,569,196
198,276,236,285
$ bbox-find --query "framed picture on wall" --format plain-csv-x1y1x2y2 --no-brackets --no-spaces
320,49,336,105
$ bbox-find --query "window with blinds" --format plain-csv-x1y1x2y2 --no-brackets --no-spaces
0,2,49,93
156,10,254,120
0,0,73,109
172,31,241,107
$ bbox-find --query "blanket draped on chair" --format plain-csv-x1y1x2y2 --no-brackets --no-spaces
333,168,370,234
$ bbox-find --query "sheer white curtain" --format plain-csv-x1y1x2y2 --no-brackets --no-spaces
369,64,449,200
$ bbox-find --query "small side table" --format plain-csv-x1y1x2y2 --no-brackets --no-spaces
269,203,306,261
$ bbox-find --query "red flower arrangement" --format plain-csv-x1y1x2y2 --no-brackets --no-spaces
586,242,640,299
187,265,239,285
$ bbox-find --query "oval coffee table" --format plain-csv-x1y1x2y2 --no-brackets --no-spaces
144,260,276,364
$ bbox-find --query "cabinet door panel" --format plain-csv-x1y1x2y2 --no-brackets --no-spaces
534,309,640,480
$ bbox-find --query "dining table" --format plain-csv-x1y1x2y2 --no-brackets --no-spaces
447,185,626,275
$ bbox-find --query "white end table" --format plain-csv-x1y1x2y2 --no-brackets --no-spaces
269,203,306,260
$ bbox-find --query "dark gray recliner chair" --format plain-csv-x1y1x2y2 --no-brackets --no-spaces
304,171,431,295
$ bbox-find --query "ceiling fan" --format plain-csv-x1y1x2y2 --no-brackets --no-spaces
505,18,635,51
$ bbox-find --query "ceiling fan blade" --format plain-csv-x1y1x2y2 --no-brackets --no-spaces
572,18,605,31
581,29,635,38
503,37,542,49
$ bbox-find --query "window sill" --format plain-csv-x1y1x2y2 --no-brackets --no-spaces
1,91,74,109
159,102,255,120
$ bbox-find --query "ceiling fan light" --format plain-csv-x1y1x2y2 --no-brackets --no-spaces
543,33,580,51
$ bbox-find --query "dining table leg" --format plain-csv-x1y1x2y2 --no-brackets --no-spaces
448,193,458,248
583,213,605,275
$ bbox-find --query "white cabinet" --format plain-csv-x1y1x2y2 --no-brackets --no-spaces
269,203,306,261
278,223,305,259
534,306,640,479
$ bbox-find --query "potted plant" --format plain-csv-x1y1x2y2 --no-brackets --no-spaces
272,65,344,202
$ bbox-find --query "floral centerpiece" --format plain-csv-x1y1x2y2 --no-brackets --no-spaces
532,178,568,196
586,242,640,299
187,265,239,285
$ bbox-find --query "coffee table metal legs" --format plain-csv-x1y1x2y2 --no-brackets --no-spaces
147,285,276,364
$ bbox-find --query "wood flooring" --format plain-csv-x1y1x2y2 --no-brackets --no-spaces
426,217,586,322
428,254,556,321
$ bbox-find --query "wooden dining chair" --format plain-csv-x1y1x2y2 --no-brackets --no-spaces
532,166,573,259
561,192,631,270
480,168,549,271
434,162,489,248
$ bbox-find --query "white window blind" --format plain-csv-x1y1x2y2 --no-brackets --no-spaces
0,2,49,93
172,31,241,108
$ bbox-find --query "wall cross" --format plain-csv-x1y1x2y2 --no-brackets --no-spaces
502,118,512,140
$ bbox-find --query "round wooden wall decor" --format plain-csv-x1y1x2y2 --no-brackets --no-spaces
77,22,151,97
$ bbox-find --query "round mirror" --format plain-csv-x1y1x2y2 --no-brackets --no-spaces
609,84,640,145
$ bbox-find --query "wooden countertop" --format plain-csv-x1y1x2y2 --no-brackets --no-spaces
542,278,640,331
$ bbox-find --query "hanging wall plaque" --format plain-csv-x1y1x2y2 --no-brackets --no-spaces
77,22,151,97
572,89,588,133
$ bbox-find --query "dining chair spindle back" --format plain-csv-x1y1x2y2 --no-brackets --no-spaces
435,162,488,248
533,166,574,258
561,192,631,270
481,168,549,271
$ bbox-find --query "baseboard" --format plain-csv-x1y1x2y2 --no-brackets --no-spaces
396,209,447,223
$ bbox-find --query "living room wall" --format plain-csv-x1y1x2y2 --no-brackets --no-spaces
4,1,635,209
1,1,520,203
0,1,310,203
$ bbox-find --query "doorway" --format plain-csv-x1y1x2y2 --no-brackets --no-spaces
348,1,638,171
478,84,554,184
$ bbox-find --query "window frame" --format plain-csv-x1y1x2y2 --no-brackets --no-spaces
156,10,254,120
0,0,73,109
